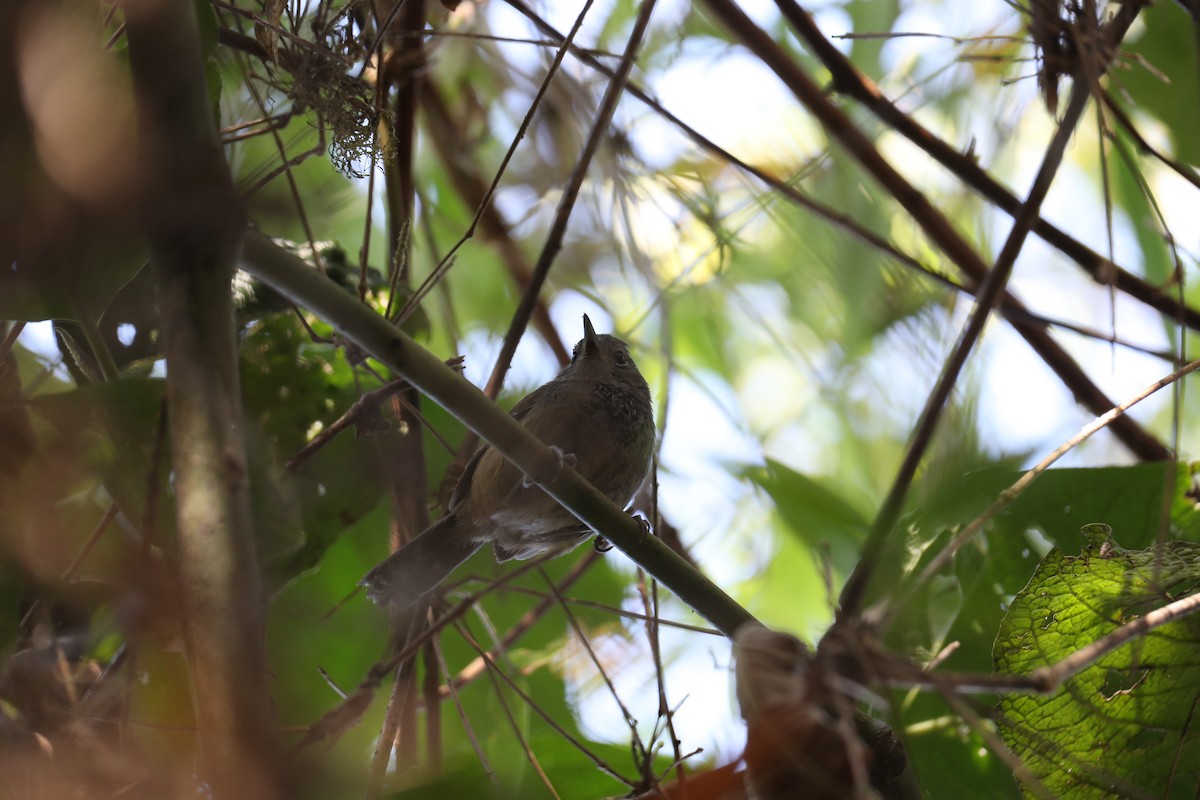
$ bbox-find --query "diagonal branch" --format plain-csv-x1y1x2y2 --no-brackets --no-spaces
698,0,1166,463
241,229,756,638
420,82,571,367
771,0,1200,331
481,0,659,400
841,72,1103,618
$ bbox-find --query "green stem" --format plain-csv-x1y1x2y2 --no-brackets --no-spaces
73,304,120,382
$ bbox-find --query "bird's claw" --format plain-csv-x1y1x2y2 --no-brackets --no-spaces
522,445,577,488
595,515,651,554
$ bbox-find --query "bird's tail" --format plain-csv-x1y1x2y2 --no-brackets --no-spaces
359,515,482,608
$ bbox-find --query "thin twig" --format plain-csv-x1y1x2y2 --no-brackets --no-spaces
396,2,591,345
19,504,121,632
432,637,495,782
0,322,26,362
284,379,407,473
929,674,1055,800
493,584,720,635
481,0,660,400
431,552,599,702
416,83,570,366
1035,591,1200,691
456,622,639,788
639,572,684,787
540,565,643,738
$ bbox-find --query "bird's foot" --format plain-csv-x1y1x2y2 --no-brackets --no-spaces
634,513,652,541
522,445,577,488
595,515,651,554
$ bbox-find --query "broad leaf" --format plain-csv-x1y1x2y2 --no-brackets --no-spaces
995,528,1200,798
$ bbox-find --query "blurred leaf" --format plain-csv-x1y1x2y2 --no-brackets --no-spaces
26,376,323,574
28,377,166,530
845,0,902,81
1120,2,1200,166
0,230,146,322
745,458,869,578
902,721,1019,800
244,420,303,565
128,647,197,766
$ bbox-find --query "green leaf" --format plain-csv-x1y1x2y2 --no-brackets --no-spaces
745,458,869,577
994,531,1200,798
193,0,218,56
0,229,146,322
1120,2,1200,166
845,0,902,81
891,463,1200,666
1111,130,1173,287
28,377,168,530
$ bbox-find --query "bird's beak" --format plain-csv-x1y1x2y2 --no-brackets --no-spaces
582,314,599,355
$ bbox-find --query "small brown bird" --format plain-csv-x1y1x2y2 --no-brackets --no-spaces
361,315,655,608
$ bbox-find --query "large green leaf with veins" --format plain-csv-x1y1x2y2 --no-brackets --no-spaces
994,526,1200,798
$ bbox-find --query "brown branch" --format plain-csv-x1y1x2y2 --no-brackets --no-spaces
384,0,425,246
365,0,437,782
124,0,280,794
422,635,442,772
698,0,1166,462
841,63,1100,618
770,0,1200,333
419,82,571,367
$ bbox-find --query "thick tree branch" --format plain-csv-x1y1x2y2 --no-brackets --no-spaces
124,0,280,795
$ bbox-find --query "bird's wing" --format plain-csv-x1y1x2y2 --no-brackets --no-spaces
448,384,553,510
507,383,548,424
449,445,485,510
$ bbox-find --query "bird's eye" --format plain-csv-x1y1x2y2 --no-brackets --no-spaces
614,350,630,367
